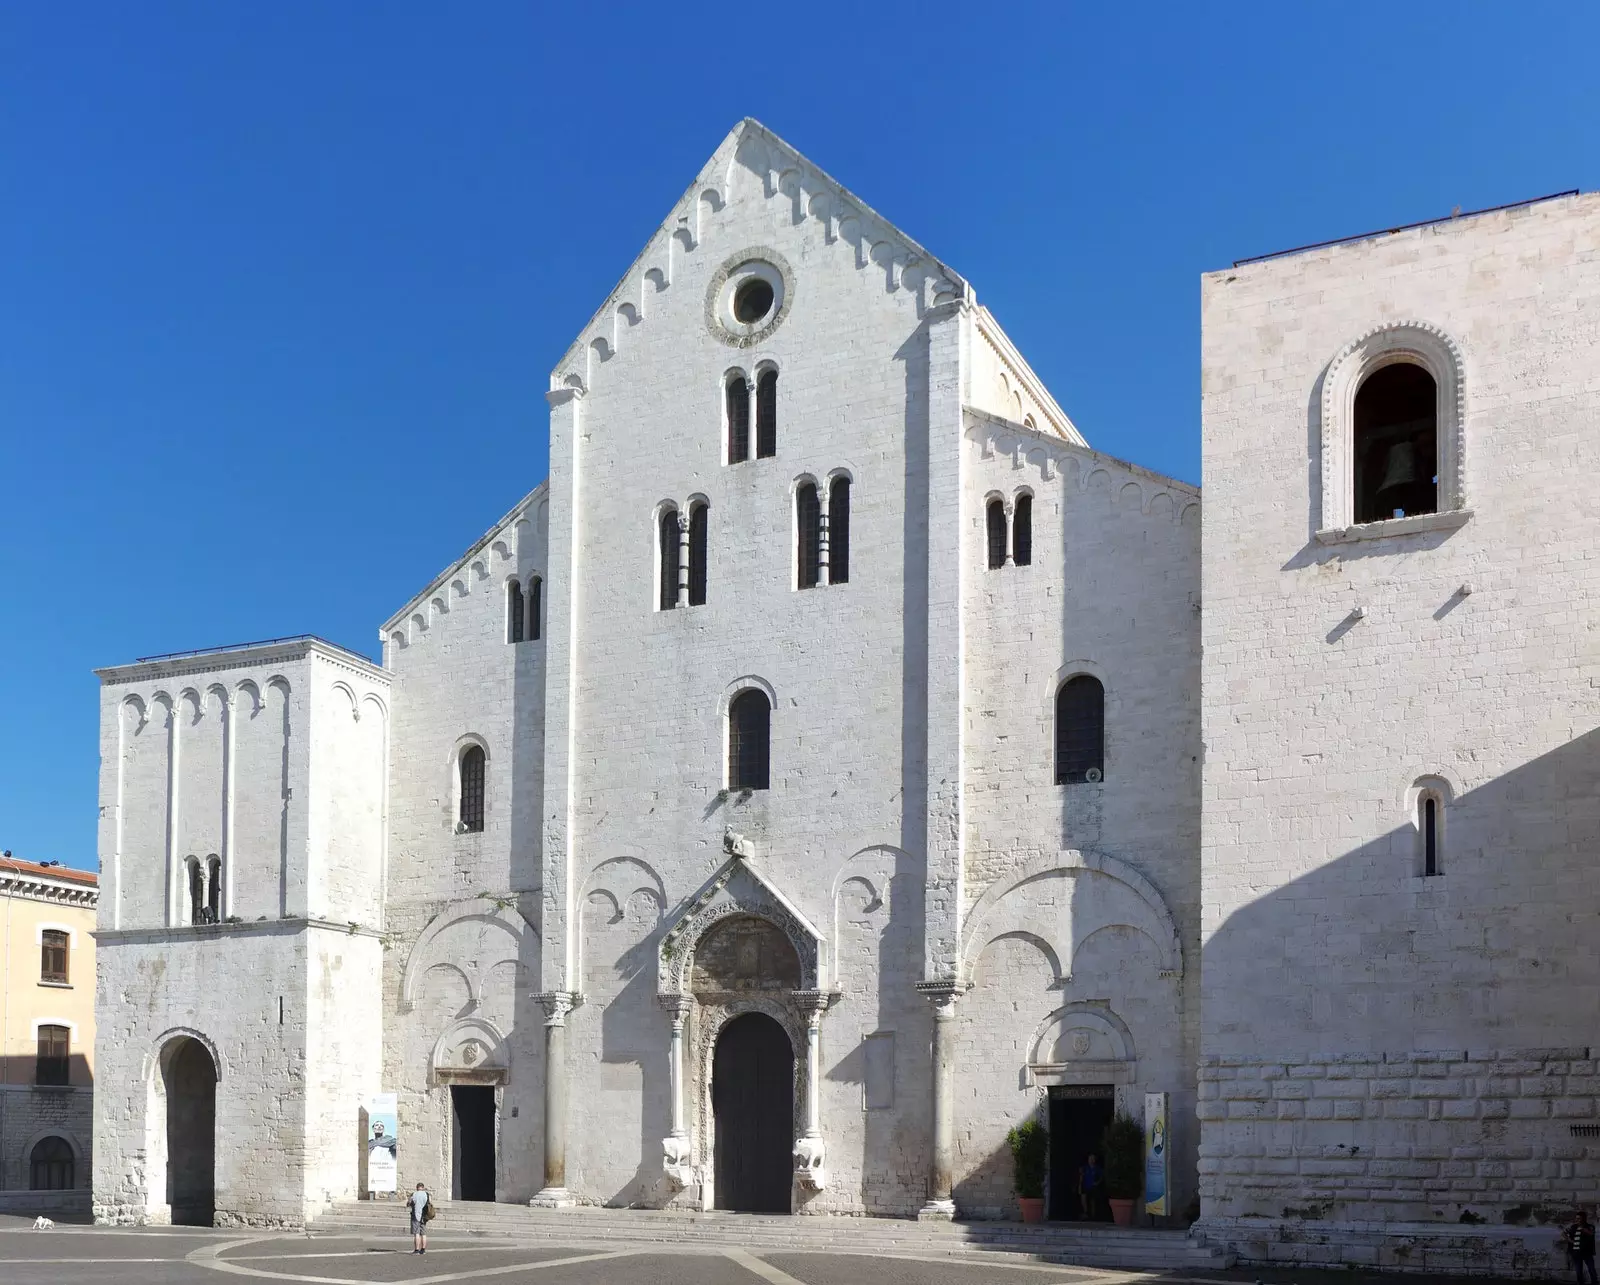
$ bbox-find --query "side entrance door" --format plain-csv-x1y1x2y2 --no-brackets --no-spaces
1047,1084,1115,1220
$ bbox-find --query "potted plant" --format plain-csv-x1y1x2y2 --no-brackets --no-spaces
1007,1117,1049,1223
1101,1113,1145,1226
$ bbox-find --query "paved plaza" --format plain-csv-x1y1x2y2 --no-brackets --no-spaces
0,1218,1568,1285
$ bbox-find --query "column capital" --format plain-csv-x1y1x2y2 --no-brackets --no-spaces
657,992,694,1021
534,990,581,1026
915,978,970,1019
790,989,840,1024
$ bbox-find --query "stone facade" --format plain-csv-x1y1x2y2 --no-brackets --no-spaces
1198,192,1600,1268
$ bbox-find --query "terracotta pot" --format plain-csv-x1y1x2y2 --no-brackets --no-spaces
1018,1196,1045,1224
1108,1197,1136,1226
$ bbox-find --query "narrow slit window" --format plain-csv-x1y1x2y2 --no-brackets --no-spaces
528,576,542,641
1423,796,1439,876
727,689,771,790
507,579,525,644
1055,675,1105,784
187,858,204,925
659,508,681,610
35,1025,69,1087
828,477,850,585
1013,494,1032,566
755,369,777,458
206,857,222,922
1353,362,1438,524
688,503,709,606
40,930,68,984
797,483,821,589
726,374,750,464
460,745,486,834
986,499,1007,570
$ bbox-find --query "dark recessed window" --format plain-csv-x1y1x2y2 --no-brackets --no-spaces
460,745,486,834
36,1025,69,1086
1423,795,1439,876
688,503,709,607
660,508,681,610
40,930,68,985
828,477,850,585
1354,363,1438,524
733,277,775,324
528,576,542,641
507,579,525,644
1013,495,1033,567
797,483,821,589
728,690,771,791
986,499,1007,570
206,858,222,923
30,1136,73,1190
188,859,204,925
1055,675,1105,784
726,375,750,464
755,369,778,458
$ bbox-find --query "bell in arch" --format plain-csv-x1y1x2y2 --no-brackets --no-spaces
1376,439,1417,498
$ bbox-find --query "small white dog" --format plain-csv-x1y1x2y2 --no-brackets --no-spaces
32,1216,55,1230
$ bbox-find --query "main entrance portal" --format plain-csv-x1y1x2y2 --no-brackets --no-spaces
1047,1084,1115,1220
712,1012,793,1213
163,1037,217,1226
450,1085,496,1201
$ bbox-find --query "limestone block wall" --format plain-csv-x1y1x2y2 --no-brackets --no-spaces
1199,192,1600,1234
956,414,1202,1218
0,1085,93,1198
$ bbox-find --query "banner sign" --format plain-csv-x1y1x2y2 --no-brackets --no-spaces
1144,1091,1169,1215
367,1093,398,1193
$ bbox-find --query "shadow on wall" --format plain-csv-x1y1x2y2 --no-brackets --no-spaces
0,1055,92,1088
1202,726,1600,1220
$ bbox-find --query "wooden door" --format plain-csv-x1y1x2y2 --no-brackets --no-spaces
712,1013,794,1212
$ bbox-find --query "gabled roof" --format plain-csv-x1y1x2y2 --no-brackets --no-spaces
550,118,971,393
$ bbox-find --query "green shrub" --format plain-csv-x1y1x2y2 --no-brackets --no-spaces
1102,1113,1145,1199
1006,1117,1049,1199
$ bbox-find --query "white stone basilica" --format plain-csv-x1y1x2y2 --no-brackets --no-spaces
90,121,1600,1271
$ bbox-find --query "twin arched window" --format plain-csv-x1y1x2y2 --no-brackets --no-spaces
1055,675,1105,784
727,368,778,463
796,475,851,589
186,856,223,924
986,494,1033,570
507,577,542,643
459,745,486,833
659,502,710,610
727,689,771,790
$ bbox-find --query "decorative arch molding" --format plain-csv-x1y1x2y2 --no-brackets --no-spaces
960,849,1183,980
399,897,537,1010
18,1126,87,1187
578,854,667,985
1398,766,1463,808
147,1026,224,1084
1022,1002,1139,1088
1318,320,1468,539
718,673,778,716
430,1016,511,1084
828,844,905,974
658,856,826,996
974,929,1065,985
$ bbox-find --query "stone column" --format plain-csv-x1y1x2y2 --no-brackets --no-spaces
531,991,577,1207
818,509,831,587
660,994,693,1189
676,513,690,608
792,991,832,1191
916,980,966,1220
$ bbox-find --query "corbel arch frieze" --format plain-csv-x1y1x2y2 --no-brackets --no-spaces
960,849,1183,981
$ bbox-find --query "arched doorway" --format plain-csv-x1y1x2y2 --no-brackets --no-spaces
712,1012,793,1213
162,1037,217,1225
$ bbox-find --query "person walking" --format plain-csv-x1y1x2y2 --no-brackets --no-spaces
1567,1210,1596,1285
408,1182,433,1255
1078,1151,1107,1222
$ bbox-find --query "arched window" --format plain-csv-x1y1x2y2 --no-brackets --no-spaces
1353,363,1438,524
1414,782,1448,877
527,576,542,641
1012,494,1032,566
1055,675,1105,784
796,483,821,589
659,508,681,611
726,373,750,464
728,690,771,791
459,745,486,834
507,579,525,644
1423,796,1439,876
755,369,778,458
828,477,850,585
688,502,709,606
187,857,204,925
206,857,222,922
986,499,1007,570
36,1025,69,1086
29,1137,74,1190
40,929,68,984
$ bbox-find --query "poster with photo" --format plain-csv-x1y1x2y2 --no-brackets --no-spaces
367,1093,398,1193
1144,1091,1168,1215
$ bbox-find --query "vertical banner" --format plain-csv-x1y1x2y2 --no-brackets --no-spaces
1144,1091,1169,1215
367,1093,398,1193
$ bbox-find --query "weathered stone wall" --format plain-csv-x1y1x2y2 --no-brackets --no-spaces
1199,191,1600,1251
0,1085,92,1195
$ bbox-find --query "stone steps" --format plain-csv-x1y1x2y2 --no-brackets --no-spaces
312,1201,1233,1270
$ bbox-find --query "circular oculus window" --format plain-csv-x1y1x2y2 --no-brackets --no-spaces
706,250,791,347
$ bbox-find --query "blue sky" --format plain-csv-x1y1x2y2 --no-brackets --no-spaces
5,3,1598,869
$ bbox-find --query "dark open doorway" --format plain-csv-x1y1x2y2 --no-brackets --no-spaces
164,1037,217,1226
712,1012,794,1213
450,1085,496,1202
1047,1084,1115,1220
